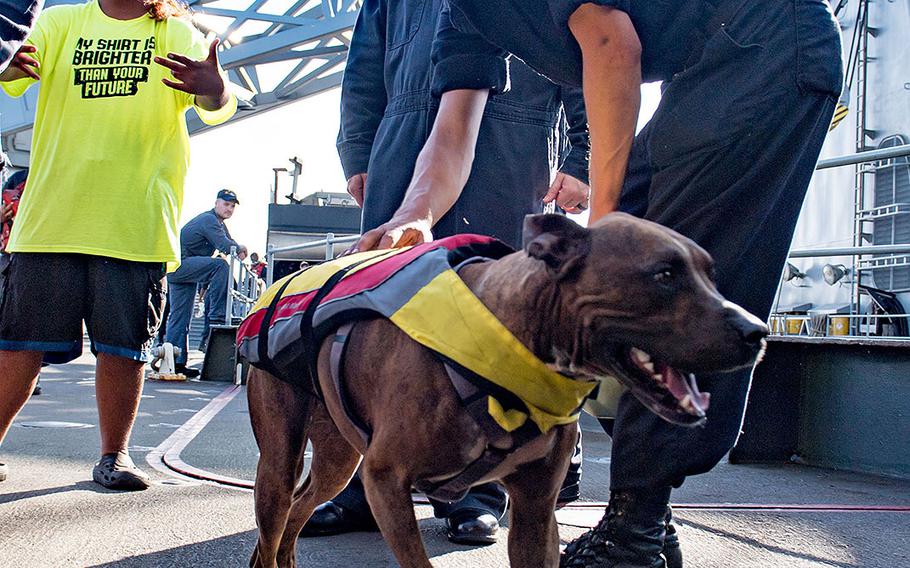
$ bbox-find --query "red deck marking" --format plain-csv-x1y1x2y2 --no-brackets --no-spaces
146,384,254,490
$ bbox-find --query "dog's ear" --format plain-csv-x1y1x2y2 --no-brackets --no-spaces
522,214,590,280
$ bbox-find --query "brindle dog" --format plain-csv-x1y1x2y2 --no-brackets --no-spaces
248,213,767,568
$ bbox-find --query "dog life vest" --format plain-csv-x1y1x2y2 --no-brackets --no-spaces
237,235,597,501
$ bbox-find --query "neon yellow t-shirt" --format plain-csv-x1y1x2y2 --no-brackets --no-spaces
1,1,237,263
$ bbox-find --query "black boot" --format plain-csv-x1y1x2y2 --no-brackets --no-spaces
560,488,671,568
662,506,683,568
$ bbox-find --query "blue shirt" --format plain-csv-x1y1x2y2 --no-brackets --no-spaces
179,209,239,259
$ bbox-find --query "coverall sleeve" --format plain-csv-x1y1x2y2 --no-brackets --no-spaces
430,0,509,98
0,0,41,72
556,86,590,185
202,215,240,255
336,0,387,180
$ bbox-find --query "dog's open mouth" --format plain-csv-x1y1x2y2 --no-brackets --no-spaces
601,346,711,427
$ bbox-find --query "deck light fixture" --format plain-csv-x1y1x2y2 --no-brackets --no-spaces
823,263,850,286
783,262,807,282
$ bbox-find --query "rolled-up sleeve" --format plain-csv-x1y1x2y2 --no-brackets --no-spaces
556,86,590,185
547,0,629,30
430,0,509,98
336,0,387,180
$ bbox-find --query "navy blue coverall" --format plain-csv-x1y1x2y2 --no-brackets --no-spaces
333,0,590,521
432,0,843,493
338,0,590,246
164,210,239,364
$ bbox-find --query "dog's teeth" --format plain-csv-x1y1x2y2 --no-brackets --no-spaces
631,348,652,364
643,362,655,373
652,373,664,383
681,394,694,411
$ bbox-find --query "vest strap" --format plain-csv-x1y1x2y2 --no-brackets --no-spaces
329,322,372,445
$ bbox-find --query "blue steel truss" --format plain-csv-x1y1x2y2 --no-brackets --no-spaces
0,0,359,167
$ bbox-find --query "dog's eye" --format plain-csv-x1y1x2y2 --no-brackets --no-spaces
653,269,674,283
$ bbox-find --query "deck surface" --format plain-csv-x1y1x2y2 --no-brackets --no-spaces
1,345,908,568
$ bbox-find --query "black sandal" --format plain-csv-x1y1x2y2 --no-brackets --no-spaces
92,452,151,491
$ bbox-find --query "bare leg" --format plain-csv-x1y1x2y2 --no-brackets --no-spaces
361,457,433,568
0,350,43,445
276,404,362,566
95,353,145,455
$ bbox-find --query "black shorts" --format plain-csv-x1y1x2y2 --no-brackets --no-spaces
0,253,167,363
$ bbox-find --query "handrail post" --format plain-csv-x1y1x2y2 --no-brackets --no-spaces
325,232,335,261
266,243,275,287
226,246,236,326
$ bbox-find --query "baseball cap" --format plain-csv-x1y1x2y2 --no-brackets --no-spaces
217,189,240,204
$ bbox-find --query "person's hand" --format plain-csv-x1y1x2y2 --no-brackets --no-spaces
543,172,591,214
346,173,367,207
155,39,228,109
348,215,432,254
237,245,248,261
0,200,12,223
0,45,40,81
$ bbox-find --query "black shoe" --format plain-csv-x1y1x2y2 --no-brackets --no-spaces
557,482,581,508
92,452,151,491
560,488,672,568
299,501,379,538
445,511,499,546
662,506,683,568
32,382,42,396
174,364,200,379
0,462,8,482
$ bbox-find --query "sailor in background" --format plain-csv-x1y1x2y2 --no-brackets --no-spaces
164,189,247,378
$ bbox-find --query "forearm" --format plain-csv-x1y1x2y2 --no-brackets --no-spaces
569,5,641,221
194,88,229,112
394,88,488,224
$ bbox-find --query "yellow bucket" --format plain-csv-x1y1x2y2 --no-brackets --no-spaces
829,316,849,336
786,318,803,335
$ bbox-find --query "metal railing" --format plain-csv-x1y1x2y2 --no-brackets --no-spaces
225,246,263,323
264,233,360,286
777,143,910,339
769,313,910,339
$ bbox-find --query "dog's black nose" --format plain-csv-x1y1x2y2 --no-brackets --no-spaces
724,302,769,348
739,323,769,347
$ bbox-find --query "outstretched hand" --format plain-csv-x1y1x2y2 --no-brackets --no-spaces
0,45,40,81
155,39,227,109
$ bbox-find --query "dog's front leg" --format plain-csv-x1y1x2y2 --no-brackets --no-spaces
502,426,577,567
361,458,434,568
